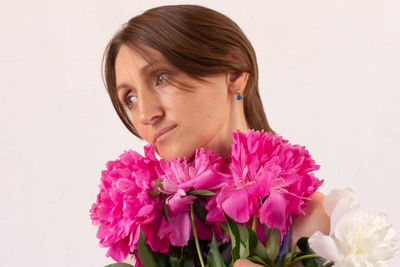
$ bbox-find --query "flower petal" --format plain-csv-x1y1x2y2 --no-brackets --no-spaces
309,231,344,262
259,190,300,241
168,212,192,246
167,194,196,216
323,188,359,235
219,186,251,223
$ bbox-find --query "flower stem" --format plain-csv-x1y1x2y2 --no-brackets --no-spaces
252,216,258,232
190,204,205,267
283,254,319,267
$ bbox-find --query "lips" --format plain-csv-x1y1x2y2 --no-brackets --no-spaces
153,125,177,143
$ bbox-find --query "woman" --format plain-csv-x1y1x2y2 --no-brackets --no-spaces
102,4,330,266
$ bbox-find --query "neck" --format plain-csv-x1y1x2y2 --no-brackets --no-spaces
204,102,249,159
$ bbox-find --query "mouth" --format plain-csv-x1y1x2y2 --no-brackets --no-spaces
153,125,177,144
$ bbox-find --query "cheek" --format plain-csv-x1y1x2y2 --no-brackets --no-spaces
131,117,152,142
174,94,226,124
198,87,228,121
184,97,228,139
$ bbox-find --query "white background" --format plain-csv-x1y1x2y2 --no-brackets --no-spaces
1,0,399,266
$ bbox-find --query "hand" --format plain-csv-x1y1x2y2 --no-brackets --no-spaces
233,259,264,267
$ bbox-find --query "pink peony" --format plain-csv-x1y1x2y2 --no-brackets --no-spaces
161,147,227,193
90,145,169,262
256,131,323,241
158,147,228,246
209,129,323,243
91,129,324,263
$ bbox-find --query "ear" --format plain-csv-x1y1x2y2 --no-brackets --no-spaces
227,71,249,95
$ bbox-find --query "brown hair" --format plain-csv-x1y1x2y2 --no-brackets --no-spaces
102,4,275,139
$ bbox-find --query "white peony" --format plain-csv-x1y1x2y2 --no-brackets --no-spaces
308,188,399,267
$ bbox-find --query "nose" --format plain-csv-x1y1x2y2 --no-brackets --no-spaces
136,89,164,125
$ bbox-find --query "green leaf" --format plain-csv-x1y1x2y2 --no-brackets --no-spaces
163,198,169,223
188,189,217,196
244,227,258,258
193,200,207,224
290,241,297,260
254,241,268,263
242,226,253,258
183,257,195,267
248,227,258,253
277,252,292,267
237,224,249,258
296,237,309,251
168,255,182,267
278,244,299,266
223,213,241,261
208,234,227,267
296,237,334,267
247,255,267,265
137,229,157,267
264,225,280,262
219,222,228,233
223,215,261,260
104,263,134,267
237,224,249,244
153,252,169,267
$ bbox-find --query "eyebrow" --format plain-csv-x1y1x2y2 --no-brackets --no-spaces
116,60,161,92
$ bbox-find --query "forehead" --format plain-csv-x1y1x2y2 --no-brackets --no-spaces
115,45,166,72
115,45,172,87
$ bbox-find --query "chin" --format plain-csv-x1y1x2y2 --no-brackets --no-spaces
157,148,196,162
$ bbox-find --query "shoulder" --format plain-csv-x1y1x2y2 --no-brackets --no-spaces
289,191,330,250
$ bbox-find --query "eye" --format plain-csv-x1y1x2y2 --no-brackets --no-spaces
122,94,137,108
154,73,168,87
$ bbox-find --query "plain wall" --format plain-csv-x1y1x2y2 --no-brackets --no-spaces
1,0,399,266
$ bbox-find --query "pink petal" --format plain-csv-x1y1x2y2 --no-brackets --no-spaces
195,216,212,240
205,196,225,223
106,236,130,262
259,190,296,242
141,217,169,253
206,205,225,223
187,169,226,190
218,186,251,223
167,194,196,216
136,205,156,224
168,212,192,246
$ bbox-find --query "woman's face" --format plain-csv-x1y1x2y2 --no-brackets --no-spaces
115,45,245,161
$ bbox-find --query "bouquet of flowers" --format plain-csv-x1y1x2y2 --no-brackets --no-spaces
90,130,398,267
